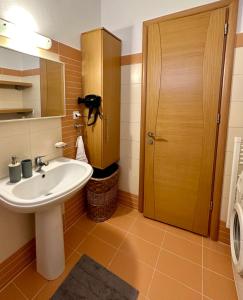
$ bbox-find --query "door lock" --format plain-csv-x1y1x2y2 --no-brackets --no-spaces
147,131,154,144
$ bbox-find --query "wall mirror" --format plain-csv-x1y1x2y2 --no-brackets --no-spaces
0,46,65,121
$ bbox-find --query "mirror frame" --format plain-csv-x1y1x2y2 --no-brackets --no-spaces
0,35,66,122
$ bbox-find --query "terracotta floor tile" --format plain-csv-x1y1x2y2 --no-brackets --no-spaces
77,234,116,267
92,222,126,248
129,219,165,246
14,261,47,299
0,206,237,300
120,233,160,267
64,225,87,250
203,238,231,256
156,249,202,292
162,232,202,265
148,271,202,300
0,284,26,300
107,214,135,231
64,243,74,260
109,250,154,295
137,214,170,231
137,294,148,300
165,225,203,245
34,252,81,300
203,268,237,300
203,247,233,279
74,214,96,233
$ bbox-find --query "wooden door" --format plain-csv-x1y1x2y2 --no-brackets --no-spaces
144,8,227,235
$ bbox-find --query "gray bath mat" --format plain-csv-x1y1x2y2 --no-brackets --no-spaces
51,255,139,300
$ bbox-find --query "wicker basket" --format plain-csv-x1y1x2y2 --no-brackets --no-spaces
87,166,119,222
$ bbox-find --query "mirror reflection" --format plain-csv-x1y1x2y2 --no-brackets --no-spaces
0,47,64,121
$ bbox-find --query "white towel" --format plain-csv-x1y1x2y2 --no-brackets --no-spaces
76,136,88,163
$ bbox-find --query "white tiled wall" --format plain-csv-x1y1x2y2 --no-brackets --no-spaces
119,64,142,195
0,117,62,262
220,47,243,221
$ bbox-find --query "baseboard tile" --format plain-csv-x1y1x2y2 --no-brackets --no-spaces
0,239,35,290
218,221,230,245
117,190,139,209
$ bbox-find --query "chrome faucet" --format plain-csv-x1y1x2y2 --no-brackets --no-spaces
35,156,49,172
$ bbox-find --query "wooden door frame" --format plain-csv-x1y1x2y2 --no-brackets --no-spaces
139,0,239,240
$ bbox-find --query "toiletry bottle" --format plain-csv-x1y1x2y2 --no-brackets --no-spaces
9,156,21,183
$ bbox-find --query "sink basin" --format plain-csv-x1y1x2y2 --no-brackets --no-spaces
0,157,93,280
0,157,93,213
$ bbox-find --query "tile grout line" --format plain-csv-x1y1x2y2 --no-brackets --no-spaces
31,281,49,300
127,230,164,248
145,229,166,298
0,259,36,294
203,245,231,257
158,247,203,268
136,216,204,247
155,268,203,297
71,221,99,253
164,230,203,247
107,213,139,269
202,266,235,281
12,282,29,300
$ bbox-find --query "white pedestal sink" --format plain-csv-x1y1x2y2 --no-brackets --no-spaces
0,157,93,280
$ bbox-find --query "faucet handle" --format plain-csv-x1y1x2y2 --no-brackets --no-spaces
35,155,47,165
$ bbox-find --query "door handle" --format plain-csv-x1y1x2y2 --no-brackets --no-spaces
147,131,167,141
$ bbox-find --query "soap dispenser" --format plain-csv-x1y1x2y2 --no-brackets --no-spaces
9,156,21,183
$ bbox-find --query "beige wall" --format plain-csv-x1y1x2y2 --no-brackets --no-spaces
221,47,243,221
0,118,62,262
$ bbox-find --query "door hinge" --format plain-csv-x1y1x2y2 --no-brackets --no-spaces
224,22,229,35
217,113,221,124
210,200,214,211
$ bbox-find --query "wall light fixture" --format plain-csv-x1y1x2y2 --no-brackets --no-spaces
0,18,52,50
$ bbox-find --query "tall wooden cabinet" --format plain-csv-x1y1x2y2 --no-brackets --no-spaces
81,28,121,169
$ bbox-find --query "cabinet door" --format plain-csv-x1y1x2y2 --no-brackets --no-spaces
40,59,64,117
102,30,121,168
81,30,103,167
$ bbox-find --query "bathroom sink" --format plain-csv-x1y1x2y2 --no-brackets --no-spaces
0,157,93,213
0,157,93,280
